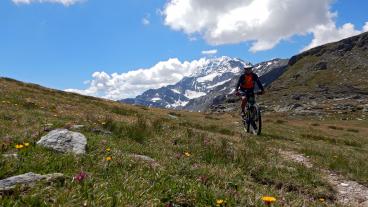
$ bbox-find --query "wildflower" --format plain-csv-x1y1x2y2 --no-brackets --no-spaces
74,171,88,182
197,175,209,184
216,199,225,206
106,156,112,161
319,198,325,202
184,152,191,157
24,142,30,147
15,144,24,149
262,196,276,205
105,147,111,152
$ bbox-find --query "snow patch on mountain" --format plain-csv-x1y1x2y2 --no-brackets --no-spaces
171,89,180,94
166,100,189,108
208,79,232,89
151,97,161,102
185,90,207,99
197,72,220,83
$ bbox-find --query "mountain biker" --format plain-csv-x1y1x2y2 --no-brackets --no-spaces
235,66,265,116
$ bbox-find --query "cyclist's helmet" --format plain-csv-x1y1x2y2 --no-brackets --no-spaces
244,65,253,73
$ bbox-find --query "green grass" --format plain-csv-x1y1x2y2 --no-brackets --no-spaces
1,77,367,206
261,118,368,186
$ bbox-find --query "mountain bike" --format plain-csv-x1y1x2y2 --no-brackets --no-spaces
237,91,263,135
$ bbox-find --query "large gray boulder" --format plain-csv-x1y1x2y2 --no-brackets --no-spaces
0,172,64,192
37,129,87,154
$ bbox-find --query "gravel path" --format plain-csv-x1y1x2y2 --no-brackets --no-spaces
280,150,368,207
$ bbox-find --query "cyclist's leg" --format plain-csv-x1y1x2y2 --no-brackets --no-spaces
247,92,258,130
240,90,247,114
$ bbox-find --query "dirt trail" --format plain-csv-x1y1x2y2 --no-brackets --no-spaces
280,150,368,207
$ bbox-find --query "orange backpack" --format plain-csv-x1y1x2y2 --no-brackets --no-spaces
242,74,254,89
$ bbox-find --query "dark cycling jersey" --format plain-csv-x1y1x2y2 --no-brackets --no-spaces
235,73,264,92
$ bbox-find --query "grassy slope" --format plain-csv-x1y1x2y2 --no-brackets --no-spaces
1,77,367,206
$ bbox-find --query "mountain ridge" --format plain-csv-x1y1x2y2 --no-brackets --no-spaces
120,57,288,111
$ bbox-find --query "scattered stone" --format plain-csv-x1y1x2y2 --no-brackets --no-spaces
128,154,160,168
224,142,236,160
291,94,303,100
37,129,87,155
314,62,328,70
363,105,368,113
0,172,64,192
43,123,54,132
274,103,304,112
341,183,349,187
360,200,368,207
91,128,112,135
70,125,85,130
2,154,18,158
168,114,178,119
352,95,362,99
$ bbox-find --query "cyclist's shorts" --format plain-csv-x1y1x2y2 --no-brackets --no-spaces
239,89,255,104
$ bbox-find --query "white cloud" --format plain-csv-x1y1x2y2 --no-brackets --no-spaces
303,21,368,51
12,0,83,6
201,49,218,55
142,18,150,26
163,0,334,52
363,22,368,32
65,58,210,100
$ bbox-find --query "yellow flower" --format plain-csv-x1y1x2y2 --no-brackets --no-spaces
262,196,276,204
24,143,30,147
15,144,24,149
319,198,325,202
216,199,225,206
184,152,191,157
105,147,111,152
106,156,112,161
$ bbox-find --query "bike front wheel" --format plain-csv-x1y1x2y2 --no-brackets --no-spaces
248,105,262,135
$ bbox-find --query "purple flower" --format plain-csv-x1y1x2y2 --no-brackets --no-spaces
203,138,210,145
175,153,182,159
74,171,88,182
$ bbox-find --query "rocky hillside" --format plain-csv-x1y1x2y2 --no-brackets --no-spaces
210,32,368,118
265,31,368,116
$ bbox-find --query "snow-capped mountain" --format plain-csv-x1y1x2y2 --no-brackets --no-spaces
121,56,250,108
183,58,289,111
120,57,288,110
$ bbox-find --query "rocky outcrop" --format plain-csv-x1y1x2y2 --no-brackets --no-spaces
0,172,64,192
37,129,87,154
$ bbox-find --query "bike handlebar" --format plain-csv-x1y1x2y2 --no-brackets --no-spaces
235,91,264,96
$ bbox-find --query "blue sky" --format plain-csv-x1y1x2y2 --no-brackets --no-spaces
0,0,367,99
